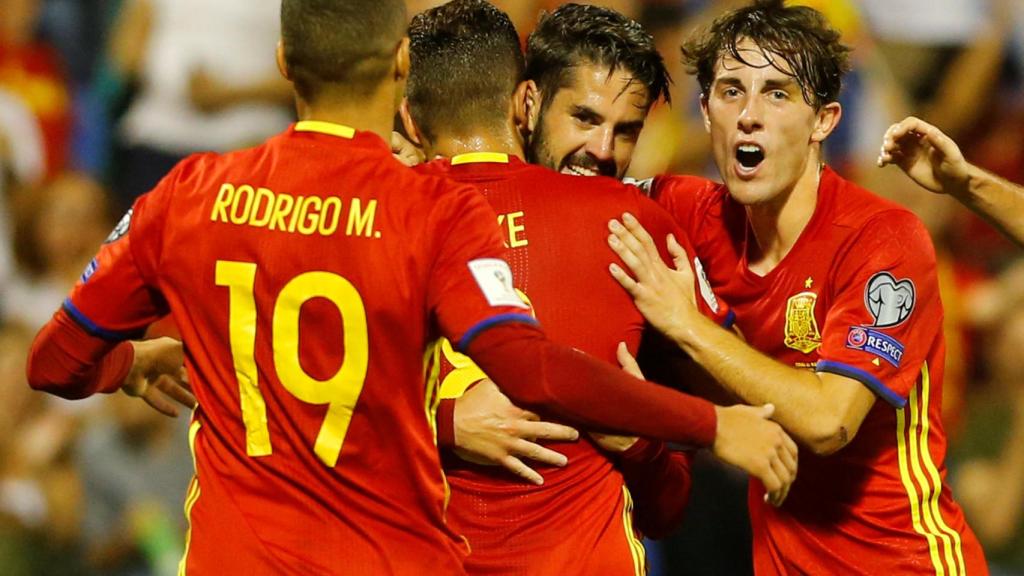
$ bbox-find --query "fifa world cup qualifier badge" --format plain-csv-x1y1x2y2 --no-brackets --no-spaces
864,272,915,327
845,271,915,367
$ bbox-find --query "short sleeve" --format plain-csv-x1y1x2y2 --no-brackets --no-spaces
815,211,942,408
426,182,537,350
637,186,734,328
64,164,180,340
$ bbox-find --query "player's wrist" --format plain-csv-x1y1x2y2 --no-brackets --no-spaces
954,163,986,201
664,310,708,355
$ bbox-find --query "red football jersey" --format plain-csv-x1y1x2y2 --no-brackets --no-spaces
418,154,728,576
652,167,987,575
64,122,536,575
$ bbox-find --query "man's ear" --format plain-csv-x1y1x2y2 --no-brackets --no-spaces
276,40,291,82
699,93,711,134
398,97,423,146
394,37,410,82
517,80,542,135
811,101,842,144
513,80,531,133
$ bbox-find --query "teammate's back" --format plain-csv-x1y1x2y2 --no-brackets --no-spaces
148,123,511,573
422,155,720,575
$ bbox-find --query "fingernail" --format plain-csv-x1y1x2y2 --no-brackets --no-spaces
608,235,620,246
609,220,622,231
623,212,637,224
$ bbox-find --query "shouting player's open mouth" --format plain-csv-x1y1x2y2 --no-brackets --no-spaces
734,142,765,179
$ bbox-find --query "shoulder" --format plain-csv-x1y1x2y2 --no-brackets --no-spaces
649,174,723,202
517,165,642,206
413,158,451,178
826,170,933,252
646,174,729,230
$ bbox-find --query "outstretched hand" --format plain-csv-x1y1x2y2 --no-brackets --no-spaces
877,116,969,197
453,379,579,485
607,213,698,341
123,338,194,417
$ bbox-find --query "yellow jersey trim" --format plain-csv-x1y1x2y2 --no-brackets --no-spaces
895,363,965,575
178,418,203,576
621,485,646,576
295,120,356,139
451,152,510,165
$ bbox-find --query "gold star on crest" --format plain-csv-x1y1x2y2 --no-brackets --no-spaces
872,358,881,367
804,277,814,289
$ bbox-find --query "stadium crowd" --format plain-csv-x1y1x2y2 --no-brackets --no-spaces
1,0,1023,574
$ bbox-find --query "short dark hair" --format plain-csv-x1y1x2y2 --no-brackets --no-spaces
681,0,851,108
525,3,671,109
281,0,406,102
407,0,524,141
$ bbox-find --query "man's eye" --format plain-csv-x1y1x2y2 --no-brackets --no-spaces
618,128,641,142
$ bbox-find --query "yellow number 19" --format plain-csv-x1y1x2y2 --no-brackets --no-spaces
216,260,368,467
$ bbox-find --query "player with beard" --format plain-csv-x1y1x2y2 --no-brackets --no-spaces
520,3,660,180
605,1,989,574
401,2,796,574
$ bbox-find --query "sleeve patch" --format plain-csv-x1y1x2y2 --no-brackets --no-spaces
467,258,529,309
623,177,654,196
105,209,133,244
865,271,915,327
845,327,905,367
693,257,720,315
80,258,98,283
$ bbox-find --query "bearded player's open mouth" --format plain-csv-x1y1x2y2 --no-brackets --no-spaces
559,153,616,178
734,142,765,178
561,165,600,177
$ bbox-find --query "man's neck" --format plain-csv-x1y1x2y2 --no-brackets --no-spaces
295,86,398,142
745,158,822,276
428,120,525,160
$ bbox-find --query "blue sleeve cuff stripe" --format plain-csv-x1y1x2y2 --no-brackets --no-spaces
457,313,539,352
816,359,906,408
721,309,736,329
62,299,142,342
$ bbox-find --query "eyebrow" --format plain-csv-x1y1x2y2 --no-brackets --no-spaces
615,119,645,133
715,76,744,89
570,104,604,124
714,75,798,91
763,78,798,91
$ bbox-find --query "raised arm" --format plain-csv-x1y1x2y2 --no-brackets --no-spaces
878,116,1024,246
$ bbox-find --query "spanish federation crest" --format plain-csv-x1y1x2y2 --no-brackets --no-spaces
784,291,821,354
865,272,915,327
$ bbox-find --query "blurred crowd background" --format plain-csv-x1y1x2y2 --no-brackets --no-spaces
0,0,1021,574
